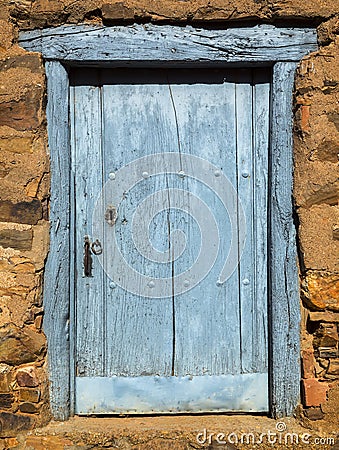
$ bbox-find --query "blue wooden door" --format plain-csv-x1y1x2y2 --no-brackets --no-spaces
70,68,270,414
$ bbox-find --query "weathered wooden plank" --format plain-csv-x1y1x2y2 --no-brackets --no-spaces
43,61,70,421
19,24,318,64
270,62,301,418
252,70,270,373
101,74,174,376
69,85,76,416
233,70,270,376
71,78,106,377
235,71,255,374
76,373,268,414
167,71,241,376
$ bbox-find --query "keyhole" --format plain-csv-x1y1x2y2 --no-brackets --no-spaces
105,205,117,226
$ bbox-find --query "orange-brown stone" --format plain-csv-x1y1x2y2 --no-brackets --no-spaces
0,87,43,132
302,272,339,311
302,379,328,407
0,325,46,365
302,348,316,378
300,105,311,133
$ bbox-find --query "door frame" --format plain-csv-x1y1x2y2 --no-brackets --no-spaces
19,24,317,420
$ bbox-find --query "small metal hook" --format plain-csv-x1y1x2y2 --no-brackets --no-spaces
91,239,103,255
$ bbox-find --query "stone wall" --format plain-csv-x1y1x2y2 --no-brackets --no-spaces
0,0,338,437
0,12,51,437
293,22,339,421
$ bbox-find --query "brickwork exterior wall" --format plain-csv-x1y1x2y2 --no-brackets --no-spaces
0,0,338,437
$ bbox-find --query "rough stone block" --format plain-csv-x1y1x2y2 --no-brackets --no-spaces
0,87,43,132
19,388,40,403
0,228,33,250
302,378,328,407
0,54,44,74
0,393,14,409
304,180,339,208
302,271,339,311
8,256,36,274
314,323,339,348
302,348,315,378
0,333,37,366
318,347,338,358
0,411,34,437
0,325,46,365
294,163,339,208
16,367,39,387
0,138,49,203
19,402,39,413
327,359,339,376
0,199,42,225
298,206,339,273
25,177,41,198
34,315,43,330
0,365,13,392
308,311,339,322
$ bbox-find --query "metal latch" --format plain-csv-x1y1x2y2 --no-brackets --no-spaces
83,235,102,277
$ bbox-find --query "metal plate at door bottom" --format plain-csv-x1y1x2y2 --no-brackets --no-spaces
76,373,268,414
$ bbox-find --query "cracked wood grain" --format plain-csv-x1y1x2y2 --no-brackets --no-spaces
269,62,301,418
19,24,317,64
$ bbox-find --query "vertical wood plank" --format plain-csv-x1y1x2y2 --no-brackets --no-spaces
69,85,76,416
236,70,270,374
44,61,70,421
169,71,241,376
72,77,105,377
252,70,270,373
235,71,255,374
270,62,300,418
101,73,174,377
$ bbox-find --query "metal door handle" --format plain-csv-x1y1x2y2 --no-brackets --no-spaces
84,235,92,277
91,239,103,255
83,236,102,277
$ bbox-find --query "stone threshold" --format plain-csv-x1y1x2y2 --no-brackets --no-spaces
3,415,338,450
